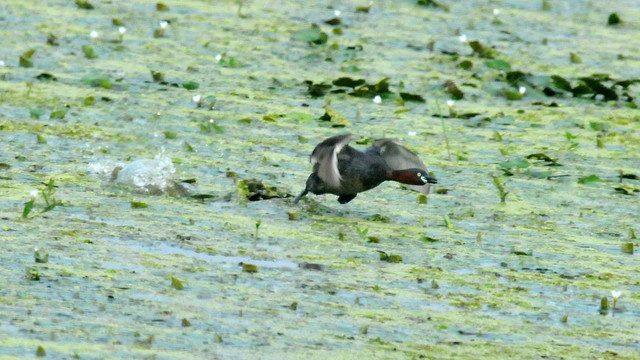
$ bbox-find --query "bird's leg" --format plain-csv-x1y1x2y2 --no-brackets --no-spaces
293,188,308,204
337,194,357,204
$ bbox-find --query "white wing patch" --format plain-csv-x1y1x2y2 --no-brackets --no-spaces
311,134,355,189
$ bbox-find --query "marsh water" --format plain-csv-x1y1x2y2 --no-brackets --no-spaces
1,0,639,358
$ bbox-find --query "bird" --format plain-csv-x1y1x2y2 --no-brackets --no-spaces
293,134,437,204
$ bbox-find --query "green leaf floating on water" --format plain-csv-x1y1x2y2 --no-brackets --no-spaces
458,60,473,70
510,247,532,256
242,263,258,273
81,75,113,89
36,346,46,357
420,236,440,243
50,108,67,119
318,107,350,127
171,276,184,290
569,52,582,64
577,175,600,184
293,25,328,44
332,77,366,88
351,77,392,98
614,186,639,195
219,57,244,68
417,0,450,11
304,80,332,97
163,131,177,139
30,108,45,119
589,122,610,132
550,75,572,92
131,201,148,208
286,112,313,123
468,40,498,59
607,13,621,25
82,45,98,59
182,81,199,90
377,250,402,263
150,70,165,82
485,59,511,70
19,49,36,68
75,0,94,9
499,158,530,170
525,153,560,166
445,80,464,100
35,73,57,81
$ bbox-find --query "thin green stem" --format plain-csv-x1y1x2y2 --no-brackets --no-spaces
434,99,452,161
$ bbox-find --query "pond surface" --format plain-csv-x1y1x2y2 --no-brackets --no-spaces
1,0,639,358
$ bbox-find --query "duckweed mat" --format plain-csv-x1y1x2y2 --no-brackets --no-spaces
1,0,639,359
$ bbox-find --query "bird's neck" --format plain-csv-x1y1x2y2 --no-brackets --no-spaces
389,170,418,185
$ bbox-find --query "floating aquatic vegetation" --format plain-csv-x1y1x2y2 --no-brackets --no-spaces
75,0,93,9
19,49,35,68
377,250,402,263
292,25,328,45
22,180,61,219
318,107,350,127
35,73,56,81
81,75,113,89
607,13,621,26
34,248,48,263
236,178,291,201
130,201,148,208
468,40,498,59
492,176,508,203
242,263,258,273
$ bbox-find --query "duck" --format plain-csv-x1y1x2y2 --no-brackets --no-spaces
294,134,437,204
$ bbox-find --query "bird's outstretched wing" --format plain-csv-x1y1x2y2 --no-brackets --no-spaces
372,138,433,194
311,134,355,189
